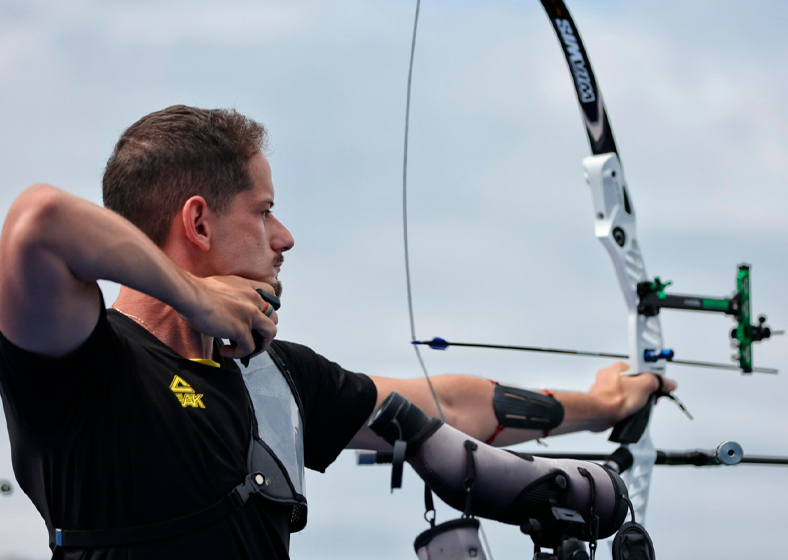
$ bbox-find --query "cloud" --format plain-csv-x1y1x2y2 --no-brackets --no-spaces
0,1,786,559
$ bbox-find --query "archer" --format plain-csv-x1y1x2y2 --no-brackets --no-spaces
0,105,670,557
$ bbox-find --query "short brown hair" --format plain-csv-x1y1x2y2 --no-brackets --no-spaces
103,105,268,246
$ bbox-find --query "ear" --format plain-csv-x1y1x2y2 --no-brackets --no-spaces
180,196,213,252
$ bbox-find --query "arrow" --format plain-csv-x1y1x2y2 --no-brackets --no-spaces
412,338,778,374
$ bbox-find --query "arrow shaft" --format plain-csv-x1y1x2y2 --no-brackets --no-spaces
413,339,777,374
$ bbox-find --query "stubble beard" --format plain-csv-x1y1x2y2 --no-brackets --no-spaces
272,254,284,297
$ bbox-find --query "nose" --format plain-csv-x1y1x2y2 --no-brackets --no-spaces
270,215,295,253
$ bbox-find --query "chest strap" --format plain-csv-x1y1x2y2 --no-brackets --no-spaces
49,472,266,548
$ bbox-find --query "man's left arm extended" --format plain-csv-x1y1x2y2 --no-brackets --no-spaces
348,361,676,450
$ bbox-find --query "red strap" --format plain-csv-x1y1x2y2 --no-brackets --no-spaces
485,380,502,445
542,390,555,437
486,383,558,444
485,424,505,446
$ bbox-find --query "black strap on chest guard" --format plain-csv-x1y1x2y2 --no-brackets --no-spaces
493,384,564,432
49,424,307,548
49,470,269,548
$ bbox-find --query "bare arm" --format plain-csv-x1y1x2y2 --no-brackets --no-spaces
348,362,676,450
0,184,274,358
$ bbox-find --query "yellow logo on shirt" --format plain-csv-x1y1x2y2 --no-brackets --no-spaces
169,375,206,409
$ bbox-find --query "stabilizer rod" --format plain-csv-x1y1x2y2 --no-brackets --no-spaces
358,441,788,469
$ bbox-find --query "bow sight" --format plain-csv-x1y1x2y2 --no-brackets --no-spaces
412,264,780,375
637,264,780,373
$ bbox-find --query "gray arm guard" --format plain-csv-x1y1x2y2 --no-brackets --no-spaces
369,392,628,544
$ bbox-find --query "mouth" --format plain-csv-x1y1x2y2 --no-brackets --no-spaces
273,255,284,274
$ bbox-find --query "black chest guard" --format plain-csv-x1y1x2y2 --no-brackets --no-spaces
50,349,307,548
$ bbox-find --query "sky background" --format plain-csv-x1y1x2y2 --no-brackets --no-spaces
1,0,787,559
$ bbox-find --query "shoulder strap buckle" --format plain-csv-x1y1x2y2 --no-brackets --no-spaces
230,471,266,509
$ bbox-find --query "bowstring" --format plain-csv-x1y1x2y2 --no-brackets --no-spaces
402,0,444,424
401,3,495,560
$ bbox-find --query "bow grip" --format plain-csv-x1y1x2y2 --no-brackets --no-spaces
608,396,654,444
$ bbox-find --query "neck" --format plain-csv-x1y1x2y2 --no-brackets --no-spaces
112,287,215,361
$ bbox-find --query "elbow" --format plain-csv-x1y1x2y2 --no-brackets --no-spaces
15,183,65,222
440,404,461,430
432,389,461,430
2,184,66,248
439,402,492,442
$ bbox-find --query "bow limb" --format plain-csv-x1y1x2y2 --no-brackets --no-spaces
541,0,666,530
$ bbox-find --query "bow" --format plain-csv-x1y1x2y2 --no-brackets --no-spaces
401,0,665,529
395,0,783,556
537,1,785,535
539,0,662,528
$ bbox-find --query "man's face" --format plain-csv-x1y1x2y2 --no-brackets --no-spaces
209,153,294,296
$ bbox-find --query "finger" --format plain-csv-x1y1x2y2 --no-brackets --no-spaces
244,333,272,357
596,361,630,382
219,342,253,360
259,302,279,324
246,331,265,365
254,286,280,310
219,332,256,359
250,315,277,355
633,372,676,395
649,373,680,395
659,376,678,393
232,303,278,364
262,304,278,325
